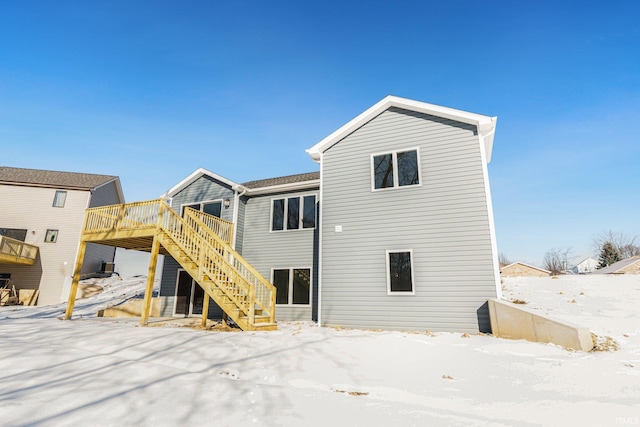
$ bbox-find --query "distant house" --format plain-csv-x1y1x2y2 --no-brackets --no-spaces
0,167,124,305
594,256,640,275
500,262,551,277
571,257,598,274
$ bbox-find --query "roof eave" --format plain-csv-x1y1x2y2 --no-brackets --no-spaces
244,179,320,196
163,168,241,198
306,95,498,163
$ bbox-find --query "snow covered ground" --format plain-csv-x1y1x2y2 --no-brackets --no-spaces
0,275,638,426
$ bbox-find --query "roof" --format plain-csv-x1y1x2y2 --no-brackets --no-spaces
500,262,551,274
165,169,320,199
242,172,320,189
594,256,640,274
0,166,120,192
163,168,241,198
306,95,498,163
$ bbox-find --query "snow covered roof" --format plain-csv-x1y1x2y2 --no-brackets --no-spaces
306,95,497,163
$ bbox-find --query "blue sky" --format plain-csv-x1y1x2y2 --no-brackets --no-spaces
1,1,639,266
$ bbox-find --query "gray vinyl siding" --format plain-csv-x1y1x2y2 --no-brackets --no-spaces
241,190,318,321
234,195,248,254
170,175,235,222
88,179,123,208
160,175,235,318
320,107,497,333
82,181,122,274
158,257,224,318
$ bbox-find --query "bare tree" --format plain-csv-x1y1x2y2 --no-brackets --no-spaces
593,231,640,259
498,253,511,267
543,247,572,275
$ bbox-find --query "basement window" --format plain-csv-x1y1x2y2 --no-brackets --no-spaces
386,250,414,294
272,268,311,305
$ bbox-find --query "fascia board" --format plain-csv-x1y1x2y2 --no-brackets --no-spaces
243,180,320,196
306,95,497,163
162,167,241,198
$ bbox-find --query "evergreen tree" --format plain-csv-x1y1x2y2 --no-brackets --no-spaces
598,241,622,268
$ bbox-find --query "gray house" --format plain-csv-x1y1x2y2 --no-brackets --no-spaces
157,96,500,333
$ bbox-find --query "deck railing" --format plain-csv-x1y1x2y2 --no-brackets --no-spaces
0,235,39,264
82,199,276,324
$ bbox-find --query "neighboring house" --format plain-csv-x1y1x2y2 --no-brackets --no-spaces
156,95,501,333
0,167,124,305
571,257,598,274
594,256,640,275
500,262,551,278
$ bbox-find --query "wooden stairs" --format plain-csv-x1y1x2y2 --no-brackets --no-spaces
64,199,277,331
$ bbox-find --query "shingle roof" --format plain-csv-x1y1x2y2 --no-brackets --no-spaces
0,166,118,190
594,256,640,274
241,172,320,189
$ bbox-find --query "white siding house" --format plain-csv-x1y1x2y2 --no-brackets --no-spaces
0,167,124,305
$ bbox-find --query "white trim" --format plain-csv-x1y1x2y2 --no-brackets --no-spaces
386,249,416,295
477,134,503,299
269,192,318,233
317,156,323,326
271,266,313,306
162,168,241,198
173,269,202,317
307,95,497,163
52,190,67,207
244,179,320,196
370,147,422,192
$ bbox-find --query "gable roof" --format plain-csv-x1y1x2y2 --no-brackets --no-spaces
0,166,121,193
163,168,241,198
306,95,497,163
500,262,551,274
242,172,320,191
594,256,640,274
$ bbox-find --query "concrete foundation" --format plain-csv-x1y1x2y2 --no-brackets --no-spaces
488,298,593,351
99,297,163,318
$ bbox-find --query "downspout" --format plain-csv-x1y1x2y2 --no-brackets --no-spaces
231,186,247,250
316,155,323,327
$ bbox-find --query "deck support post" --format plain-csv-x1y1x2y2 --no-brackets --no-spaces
201,295,210,328
222,312,228,327
140,235,161,326
64,241,87,320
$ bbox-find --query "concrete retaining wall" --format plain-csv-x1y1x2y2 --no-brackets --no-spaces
99,298,163,318
488,298,593,351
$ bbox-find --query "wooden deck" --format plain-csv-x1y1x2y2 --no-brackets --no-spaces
65,199,277,331
0,235,38,265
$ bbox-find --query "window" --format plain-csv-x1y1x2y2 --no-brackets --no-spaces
372,149,420,190
386,250,414,294
181,200,222,218
271,195,316,231
53,190,67,207
44,229,59,243
0,228,28,242
272,268,311,305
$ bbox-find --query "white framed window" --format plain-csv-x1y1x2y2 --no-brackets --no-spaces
53,190,67,207
44,229,59,243
271,194,316,232
386,250,415,295
181,199,223,218
371,148,421,191
271,267,311,305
